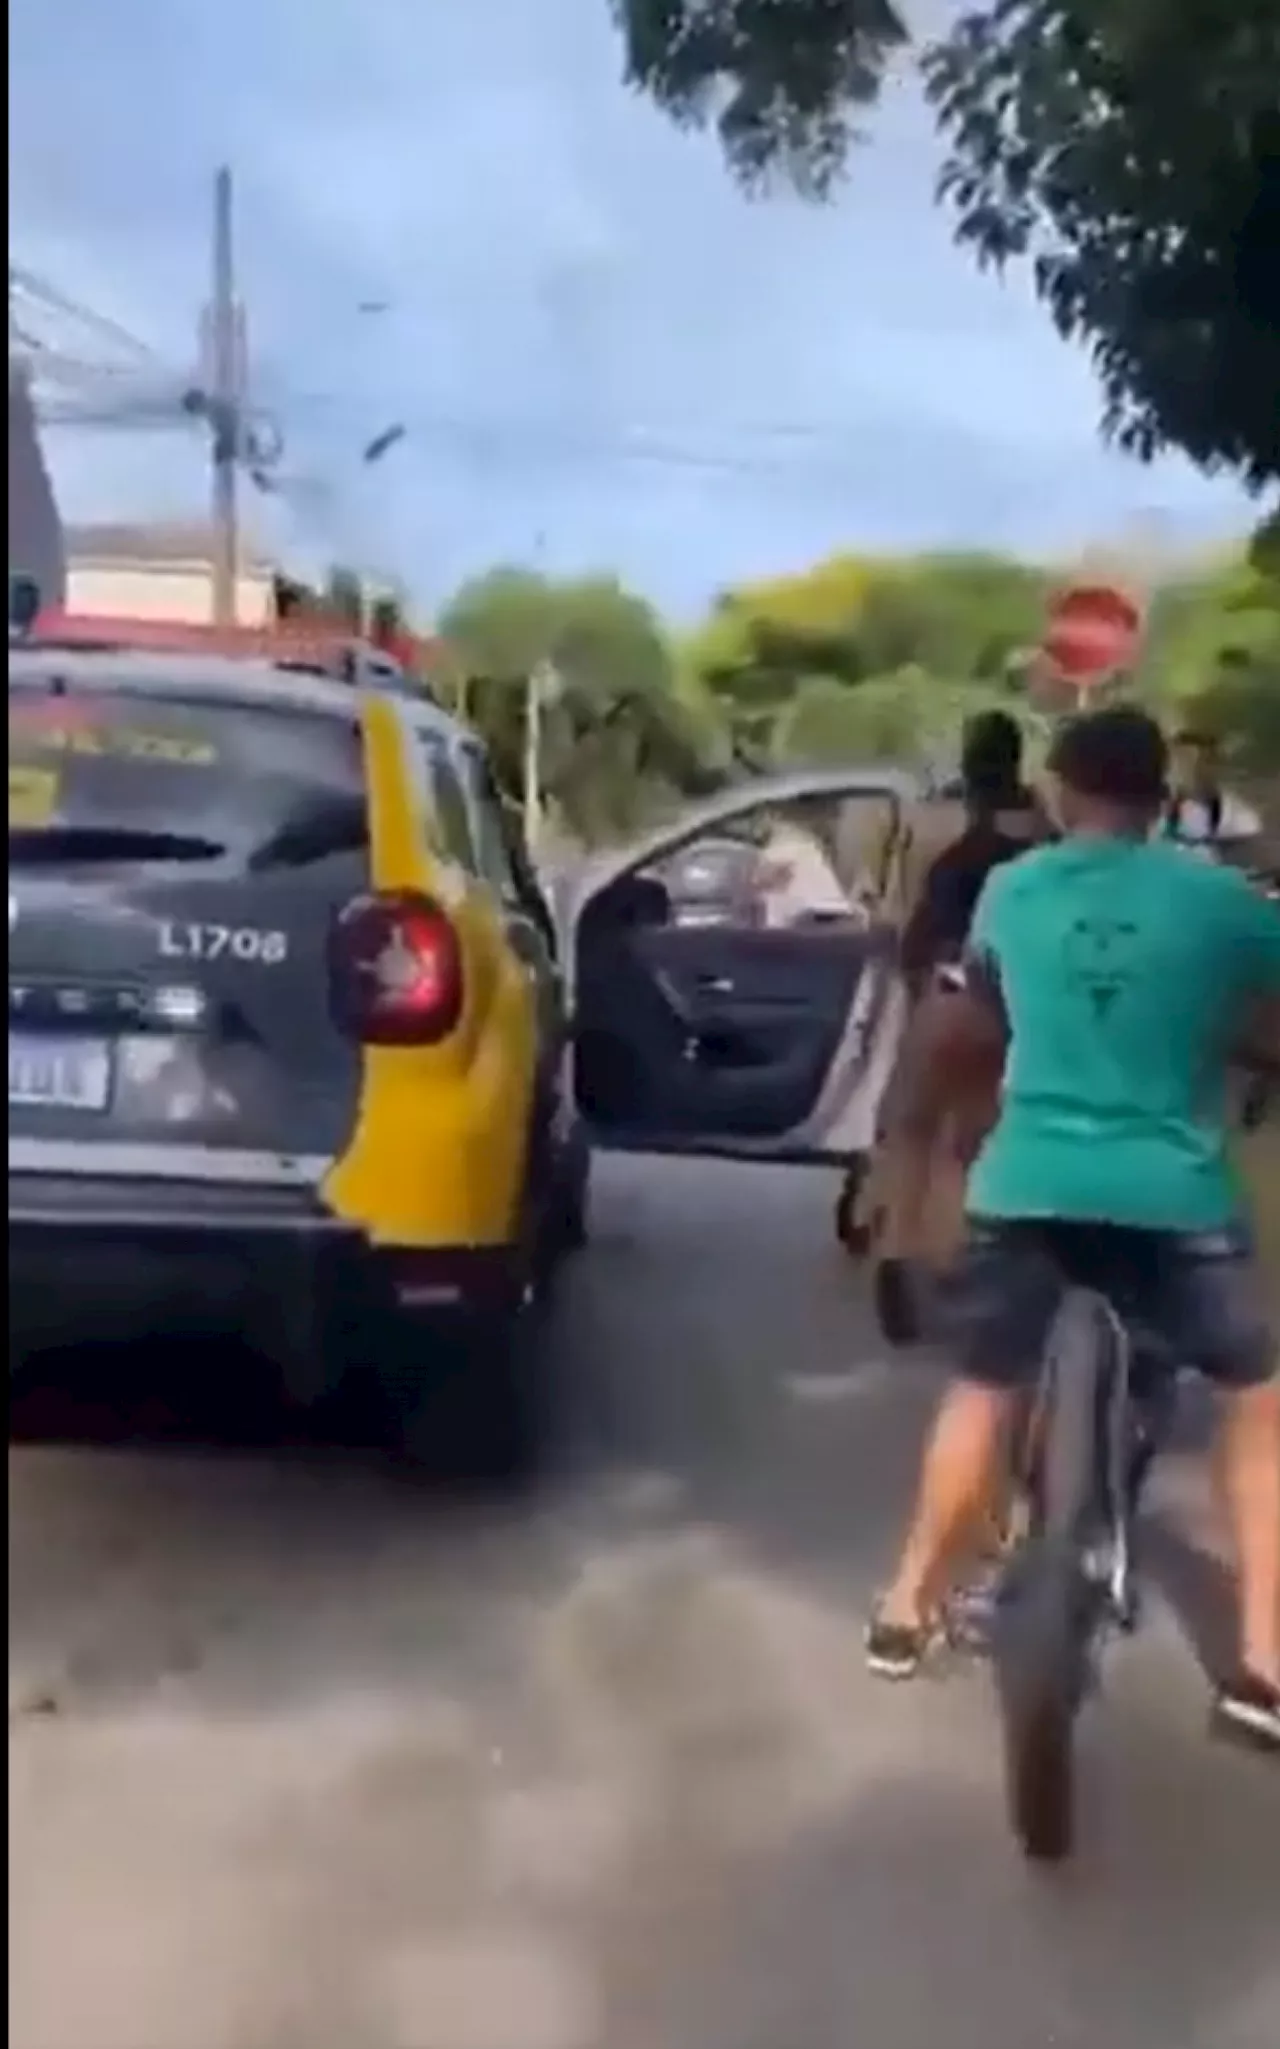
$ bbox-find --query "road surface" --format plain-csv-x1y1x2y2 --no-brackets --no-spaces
9,1156,1280,2049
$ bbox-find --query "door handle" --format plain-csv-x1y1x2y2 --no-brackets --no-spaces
695,973,735,994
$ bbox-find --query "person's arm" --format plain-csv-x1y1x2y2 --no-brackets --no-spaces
885,868,1011,1231
948,871,1014,1161
1232,881,1280,1074
953,862,1013,1053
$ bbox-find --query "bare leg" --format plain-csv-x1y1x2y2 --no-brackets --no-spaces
878,1378,1012,1626
874,993,944,1265
1217,1376,1280,1683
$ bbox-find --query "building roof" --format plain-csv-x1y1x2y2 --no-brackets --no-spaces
64,520,275,574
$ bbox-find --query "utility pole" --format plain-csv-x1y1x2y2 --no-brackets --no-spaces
208,166,239,627
522,530,551,852
523,663,547,854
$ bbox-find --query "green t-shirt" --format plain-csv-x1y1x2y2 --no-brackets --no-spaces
966,836,1280,1230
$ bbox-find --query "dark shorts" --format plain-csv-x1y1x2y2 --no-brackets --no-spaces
944,1217,1275,1392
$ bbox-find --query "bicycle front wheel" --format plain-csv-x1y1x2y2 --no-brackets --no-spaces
995,1287,1116,1863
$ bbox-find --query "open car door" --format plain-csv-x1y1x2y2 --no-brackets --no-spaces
565,767,922,1166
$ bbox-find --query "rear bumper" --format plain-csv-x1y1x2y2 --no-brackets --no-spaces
9,1168,350,1238
8,1170,521,1362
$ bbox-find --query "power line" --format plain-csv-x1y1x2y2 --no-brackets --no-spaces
254,373,936,458
9,263,160,367
14,243,895,545
13,232,931,582
12,218,291,526
247,368,974,484
256,405,907,484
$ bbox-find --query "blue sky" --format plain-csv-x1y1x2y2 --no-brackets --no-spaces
10,0,1249,618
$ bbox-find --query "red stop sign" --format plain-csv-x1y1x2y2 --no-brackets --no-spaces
1042,583,1142,685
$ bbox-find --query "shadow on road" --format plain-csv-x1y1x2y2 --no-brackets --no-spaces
9,1333,381,1454
1144,1519,1238,1687
606,1758,1280,2049
1,1160,1250,1732
9,1159,1280,2048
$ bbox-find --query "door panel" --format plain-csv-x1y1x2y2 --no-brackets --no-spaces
631,926,867,1135
576,921,880,1144
634,924,867,1013
568,767,919,1163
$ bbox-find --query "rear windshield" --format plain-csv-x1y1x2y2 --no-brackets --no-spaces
9,680,365,864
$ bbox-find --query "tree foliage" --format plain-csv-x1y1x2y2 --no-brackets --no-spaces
1167,556,1280,781
684,551,1049,766
612,0,907,195
612,0,1280,488
423,535,1277,845
439,567,722,841
923,2,1280,487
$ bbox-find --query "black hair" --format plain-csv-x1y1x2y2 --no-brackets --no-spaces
960,709,1023,808
1047,706,1168,807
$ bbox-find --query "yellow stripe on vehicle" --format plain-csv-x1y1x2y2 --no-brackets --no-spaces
9,765,61,827
321,695,541,1250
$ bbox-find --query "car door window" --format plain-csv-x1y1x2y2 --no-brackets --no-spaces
414,729,478,871
459,747,559,960
457,748,522,899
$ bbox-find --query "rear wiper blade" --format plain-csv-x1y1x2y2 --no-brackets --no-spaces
8,825,227,865
248,792,367,870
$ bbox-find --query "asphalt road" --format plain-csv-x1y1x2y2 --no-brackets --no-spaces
9,1155,1280,2049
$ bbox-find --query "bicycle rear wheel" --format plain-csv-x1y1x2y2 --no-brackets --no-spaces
994,1288,1116,1862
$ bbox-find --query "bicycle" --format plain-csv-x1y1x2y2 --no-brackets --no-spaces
989,1288,1180,1863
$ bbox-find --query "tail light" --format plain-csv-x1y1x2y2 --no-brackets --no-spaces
329,891,463,1045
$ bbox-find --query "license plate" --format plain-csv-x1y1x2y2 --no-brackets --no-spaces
8,1033,112,1111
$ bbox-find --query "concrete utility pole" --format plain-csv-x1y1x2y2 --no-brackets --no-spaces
522,531,552,852
523,664,549,854
208,166,239,627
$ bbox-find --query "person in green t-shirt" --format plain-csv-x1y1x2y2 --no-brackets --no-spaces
866,707,1280,1748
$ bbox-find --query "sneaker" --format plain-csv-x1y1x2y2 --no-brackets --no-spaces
1213,1670,1280,1752
865,1607,935,1680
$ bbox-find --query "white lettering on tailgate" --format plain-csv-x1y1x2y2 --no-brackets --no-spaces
158,921,288,964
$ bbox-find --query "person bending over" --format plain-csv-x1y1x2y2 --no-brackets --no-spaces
870,711,1047,1337
866,706,1280,1748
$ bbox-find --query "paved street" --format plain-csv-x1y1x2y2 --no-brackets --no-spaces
9,1155,1280,2049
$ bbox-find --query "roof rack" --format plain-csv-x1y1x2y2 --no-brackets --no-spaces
17,611,443,706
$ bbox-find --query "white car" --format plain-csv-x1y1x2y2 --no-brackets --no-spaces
565,768,917,1168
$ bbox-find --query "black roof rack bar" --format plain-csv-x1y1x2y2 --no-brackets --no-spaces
10,633,446,708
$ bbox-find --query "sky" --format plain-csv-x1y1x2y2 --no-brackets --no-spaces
9,0,1250,618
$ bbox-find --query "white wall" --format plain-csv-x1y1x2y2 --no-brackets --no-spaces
65,562,273,627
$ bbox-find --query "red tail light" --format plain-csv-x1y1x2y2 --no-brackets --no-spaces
329,891,463,1045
